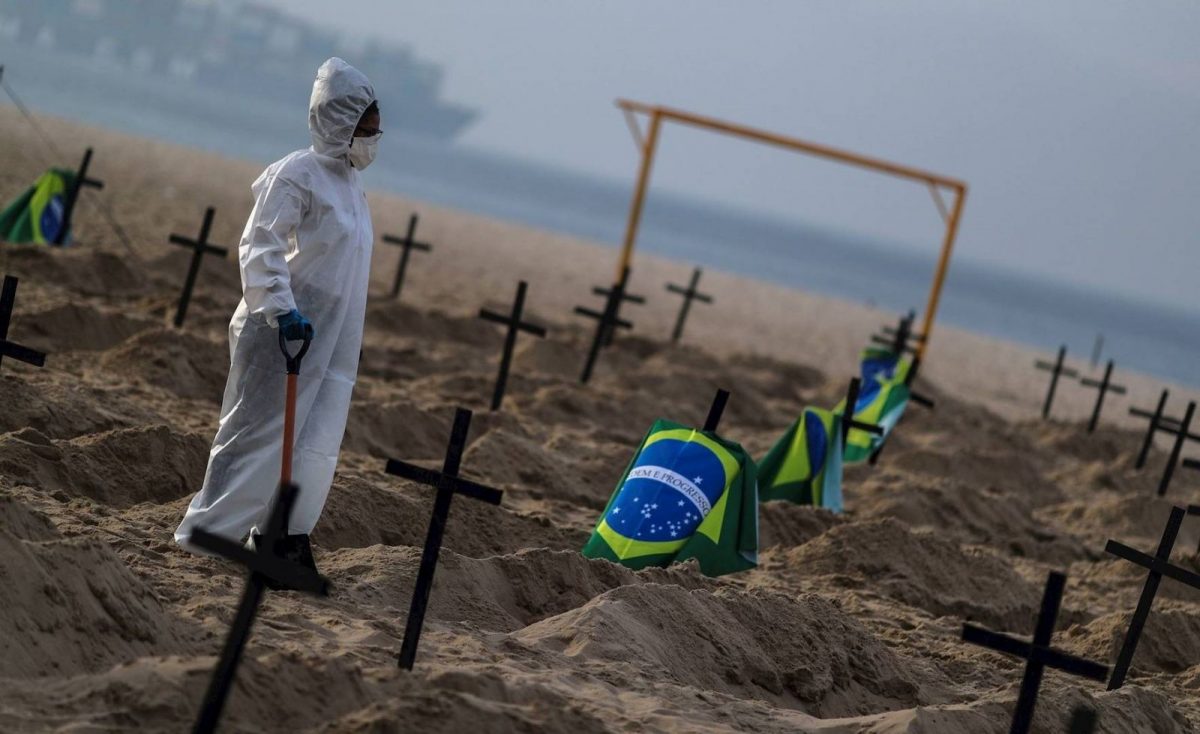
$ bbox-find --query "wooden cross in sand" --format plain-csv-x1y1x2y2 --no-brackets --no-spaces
384,407,504,670
168,207,230,328
1034,345,1079,420
0,275,46,371
665,266,713,343
478,280,547,411
872,309,923,356
189,483,331,734
1152,401,1197,497
1130,389,1176,470
840,376,886,446
1077,359,1126,433
961,571,1108,734
382,214,433,300
53,147,105,246
1104,505,1200,689
575,266,639,384
703,388,731,432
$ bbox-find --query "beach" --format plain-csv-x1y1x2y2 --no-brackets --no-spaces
3,106,1200,732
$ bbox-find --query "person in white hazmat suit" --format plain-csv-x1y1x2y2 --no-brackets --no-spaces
175,58,381,573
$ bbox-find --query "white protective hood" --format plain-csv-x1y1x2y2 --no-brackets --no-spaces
309,57,376,160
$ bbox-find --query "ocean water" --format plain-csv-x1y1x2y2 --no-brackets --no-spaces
2,51,1197,388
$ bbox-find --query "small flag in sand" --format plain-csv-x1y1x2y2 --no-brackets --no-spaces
835,374,897,464
0,275,46,370
582,390,758,577
757,406,845,510
167,206,229,328
1104,505,1200,689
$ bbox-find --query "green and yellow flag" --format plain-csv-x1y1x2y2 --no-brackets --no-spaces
0,168,74,245
756,407,845,511
581,419,758,577
835,351,912,464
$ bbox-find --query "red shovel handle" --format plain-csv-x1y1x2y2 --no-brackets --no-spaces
278,332,311,487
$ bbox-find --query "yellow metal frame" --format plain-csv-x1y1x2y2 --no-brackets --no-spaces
615,99,968,362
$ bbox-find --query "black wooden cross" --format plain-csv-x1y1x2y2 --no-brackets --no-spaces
382,213,433,300
591,269,644,348
841,376,885,446
1104,505,1200,689
189,483,330,734
703,388,730,432
0,275,46,371
168,207,229,328
1078,359,1127,433
384,408,503,670
961,571,1108,734
1156,401,1196,497
575,266,637,384
872,309,924,356
665,267,713,343
1035,345,1079,420
53,147,105,246
478,280,547,411
1131,389,1173,470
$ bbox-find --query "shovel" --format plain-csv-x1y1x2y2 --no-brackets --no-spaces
278,330,312,485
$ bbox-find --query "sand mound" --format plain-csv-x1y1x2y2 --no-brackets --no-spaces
0,491,61,541
464,427,621,510
1068,602,1200,680
0,532,192,678
326,545,712,633
314,473,586,555
889,445,1062,506
0,245,149,297
16,302,155,353
851,475,1091,564
514,583,943,718
783,518,1041,629
343,399,470,460
366,300,495,346
0,652,381,732
0,425,209,507
96,327,229,402
758,502,844,549
0,374,162,440
1037,495,1200,550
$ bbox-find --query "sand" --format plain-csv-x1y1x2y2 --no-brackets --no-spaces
2,104,1200,732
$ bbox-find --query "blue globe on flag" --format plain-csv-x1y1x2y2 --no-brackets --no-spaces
604,438,727,542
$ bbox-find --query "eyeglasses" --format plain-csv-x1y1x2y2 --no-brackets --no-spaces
355,127,383,138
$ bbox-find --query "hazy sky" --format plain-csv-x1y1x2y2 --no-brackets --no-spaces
256,0,1199,310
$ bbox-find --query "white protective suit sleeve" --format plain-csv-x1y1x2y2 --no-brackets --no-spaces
240,170,307,325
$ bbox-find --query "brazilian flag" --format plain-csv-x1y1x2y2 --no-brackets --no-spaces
582,419,758,577
0,168,74,245
757,407,845,511
837,368,911,464
861,346,911,386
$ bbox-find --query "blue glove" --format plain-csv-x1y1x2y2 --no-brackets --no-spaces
277,309,315,341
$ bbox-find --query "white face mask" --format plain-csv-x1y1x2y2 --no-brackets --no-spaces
348,132,381,170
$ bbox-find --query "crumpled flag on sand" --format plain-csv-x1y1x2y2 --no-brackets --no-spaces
837,349,912,464
0,168,74,245
756,407,845,512
582,418,758,577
